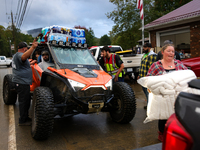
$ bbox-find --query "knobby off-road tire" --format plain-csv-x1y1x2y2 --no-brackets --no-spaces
3,74,17,105
31,87,54,140
110,82,136,124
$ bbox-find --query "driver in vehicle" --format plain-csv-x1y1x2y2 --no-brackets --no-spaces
38,51,53,70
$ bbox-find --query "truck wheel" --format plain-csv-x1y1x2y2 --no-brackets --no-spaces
31,87,54,140
3,74,17,105
110,82,136,124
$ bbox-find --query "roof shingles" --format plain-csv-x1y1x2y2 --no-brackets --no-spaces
145,0,200,28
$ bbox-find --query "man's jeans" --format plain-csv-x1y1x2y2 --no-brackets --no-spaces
15,83,31,123
142,86,149,104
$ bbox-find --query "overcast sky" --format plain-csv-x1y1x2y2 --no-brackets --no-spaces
0,0,116,38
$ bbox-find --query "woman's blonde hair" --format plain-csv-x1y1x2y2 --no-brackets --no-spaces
161,43,175,52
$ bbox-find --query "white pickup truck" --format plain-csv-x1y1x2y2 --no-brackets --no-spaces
0,56,12,67
89,45,143,79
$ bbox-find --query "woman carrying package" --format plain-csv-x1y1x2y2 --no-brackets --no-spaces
146,43,188,141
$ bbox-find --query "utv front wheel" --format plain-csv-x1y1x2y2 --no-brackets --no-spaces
31,87,54,140
3,74,17,105
110,82,136,124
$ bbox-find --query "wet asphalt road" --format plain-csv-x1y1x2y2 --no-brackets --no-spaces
0,66,160,150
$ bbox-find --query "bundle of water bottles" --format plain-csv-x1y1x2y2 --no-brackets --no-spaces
39,25,86,47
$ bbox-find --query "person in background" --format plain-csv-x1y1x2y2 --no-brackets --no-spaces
12,39,38,126
38,50,51,70
146,43,188,141
35,51,41,63
99,45,125,82
91,51,94,56
97,50,106,71
137,42,157,109
157,40,181,61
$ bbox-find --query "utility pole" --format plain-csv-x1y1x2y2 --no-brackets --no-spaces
8,39,12,57
11,11,16,53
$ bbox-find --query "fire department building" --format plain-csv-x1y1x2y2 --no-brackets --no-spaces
145,0,200,58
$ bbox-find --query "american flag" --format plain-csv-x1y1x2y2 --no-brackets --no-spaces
137,0,144,20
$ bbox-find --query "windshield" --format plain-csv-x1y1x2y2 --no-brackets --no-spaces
109,47,122,53
51,46,97,65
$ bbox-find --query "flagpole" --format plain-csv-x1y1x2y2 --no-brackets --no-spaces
137,0,144,54
142,15,144,54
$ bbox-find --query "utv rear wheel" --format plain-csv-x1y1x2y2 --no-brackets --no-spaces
3,74,17,105
31,87,54,140
110,82,136,124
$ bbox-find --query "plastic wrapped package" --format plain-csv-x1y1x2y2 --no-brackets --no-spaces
137,70,198,123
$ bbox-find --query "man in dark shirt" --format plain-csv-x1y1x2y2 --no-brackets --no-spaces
99,46,125,82
12,39,38,126
138,42,157,109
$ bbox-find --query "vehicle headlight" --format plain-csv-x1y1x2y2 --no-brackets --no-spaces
66,41,70,47
52,40,57,45
105,79,112,90
58,41,63,46
68,79,86,91
71,42,76,47
77,43,82,48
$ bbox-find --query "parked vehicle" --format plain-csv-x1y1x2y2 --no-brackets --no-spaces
0,56,12,67
89,46,143,79
3,26,136,140
162,78,200,150
181,57,200,77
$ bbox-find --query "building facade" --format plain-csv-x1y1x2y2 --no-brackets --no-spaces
144,0,200,58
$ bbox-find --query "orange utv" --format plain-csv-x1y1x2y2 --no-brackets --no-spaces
3,43,136,140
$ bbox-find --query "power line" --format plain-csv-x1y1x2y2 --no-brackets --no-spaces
23,0,33,27
16,0,24,28
18,0,29,29
16,0,21,22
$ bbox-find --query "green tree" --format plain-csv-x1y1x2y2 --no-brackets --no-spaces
149,0,192,21
0,25,11,56
0,25,34,56
85,27,97,47
6,25,34,53
94,37,100,46
107,0,192,50
106,0,149,49
99,34,111,45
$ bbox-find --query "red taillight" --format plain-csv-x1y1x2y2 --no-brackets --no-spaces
162,114,193,150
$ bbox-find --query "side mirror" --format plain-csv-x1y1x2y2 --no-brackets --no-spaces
188,79,200,89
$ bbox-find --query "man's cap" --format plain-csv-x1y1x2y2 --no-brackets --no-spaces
100,45,110,52
18,42,28,49
143,42,152,48
163,40,173,45
42,50,49,55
